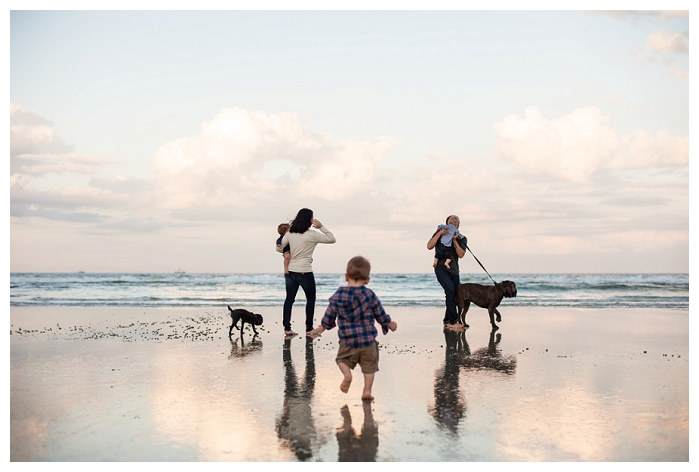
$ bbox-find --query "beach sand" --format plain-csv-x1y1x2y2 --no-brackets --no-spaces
10,305,688,461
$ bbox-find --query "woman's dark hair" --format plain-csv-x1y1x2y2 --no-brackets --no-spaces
289,208,314,233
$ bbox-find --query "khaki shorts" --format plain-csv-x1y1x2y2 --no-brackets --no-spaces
336,341,380,374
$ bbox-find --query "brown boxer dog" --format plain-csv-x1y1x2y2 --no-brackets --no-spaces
455,281,517,330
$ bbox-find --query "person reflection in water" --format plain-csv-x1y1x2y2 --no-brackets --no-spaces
336,403,379,462
429,328,517,434
429,328,468,434
276,337,317,461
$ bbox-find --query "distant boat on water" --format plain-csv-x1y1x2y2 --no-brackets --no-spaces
77,271,85,274
174,268,185,274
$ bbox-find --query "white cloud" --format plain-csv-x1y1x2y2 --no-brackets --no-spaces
668,66,689,82
645,30,689,54
585,10,688,22
151,107,396,209
659,11,689,20
493,107,618,182
12,152,117,176
493,106,688,182
609,130,688,170
10,103,73,157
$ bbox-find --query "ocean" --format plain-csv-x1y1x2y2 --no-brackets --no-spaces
9,273,689,309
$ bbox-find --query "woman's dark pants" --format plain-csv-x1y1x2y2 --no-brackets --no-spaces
435,267,460,325
283,272,316,333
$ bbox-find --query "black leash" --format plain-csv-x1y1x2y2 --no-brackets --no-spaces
465,245,498,285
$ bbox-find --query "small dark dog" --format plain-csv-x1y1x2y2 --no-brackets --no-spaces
455,281,517,330
228,306,264,336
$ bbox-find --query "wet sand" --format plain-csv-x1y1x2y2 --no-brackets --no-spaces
10,305,689,461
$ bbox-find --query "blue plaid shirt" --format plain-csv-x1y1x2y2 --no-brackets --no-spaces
321,285,393,348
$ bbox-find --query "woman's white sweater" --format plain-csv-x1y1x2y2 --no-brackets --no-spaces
277,226,336,273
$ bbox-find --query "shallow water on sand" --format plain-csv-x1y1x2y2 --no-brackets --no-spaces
10,306,688,461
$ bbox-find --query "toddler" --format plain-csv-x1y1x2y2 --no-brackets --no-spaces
276,223,291,274
313,256,397,401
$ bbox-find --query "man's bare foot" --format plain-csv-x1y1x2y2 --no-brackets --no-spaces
340,375,352,393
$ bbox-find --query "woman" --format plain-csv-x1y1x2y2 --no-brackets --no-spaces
277,208,336,337
427,215,467,330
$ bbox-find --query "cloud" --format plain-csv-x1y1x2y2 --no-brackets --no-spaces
645,30,689,54
668,66,689,81
585,11,688,21
10,103,73,157
89,175,150,194
12,152,117,176
151,107,396,209
659,11,689,20
493,106,688,182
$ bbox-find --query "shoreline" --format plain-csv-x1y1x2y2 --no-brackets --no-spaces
11,305,689,461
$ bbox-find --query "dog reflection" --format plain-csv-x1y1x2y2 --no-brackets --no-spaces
429,328,517,433
429,329,468,434
228,332,263,360
336,402,379,462
276,337,317,461
459,329,516,373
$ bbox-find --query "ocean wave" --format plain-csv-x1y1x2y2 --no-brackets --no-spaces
9,273,689,309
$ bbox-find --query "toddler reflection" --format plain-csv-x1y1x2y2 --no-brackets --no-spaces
336,402,379,461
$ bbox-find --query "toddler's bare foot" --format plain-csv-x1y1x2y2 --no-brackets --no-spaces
340,374,352,393
433,260,438,268
444,259,451,270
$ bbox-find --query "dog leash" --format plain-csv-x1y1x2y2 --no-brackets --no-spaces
465,245,498,285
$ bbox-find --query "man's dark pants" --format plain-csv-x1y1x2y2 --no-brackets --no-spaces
435,267,460,325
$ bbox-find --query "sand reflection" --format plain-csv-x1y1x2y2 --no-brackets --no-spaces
228,332,263,360
276,337,318,461
336,402,379,461
429,328,516,434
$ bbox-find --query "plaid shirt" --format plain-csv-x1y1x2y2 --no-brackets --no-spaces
321,285,392,348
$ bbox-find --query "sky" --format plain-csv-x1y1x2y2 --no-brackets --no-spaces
9,6,691,274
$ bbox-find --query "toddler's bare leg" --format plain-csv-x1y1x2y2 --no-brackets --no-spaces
444,258,451,270
283,253,291,274
362,372,375,400
338,362,352,393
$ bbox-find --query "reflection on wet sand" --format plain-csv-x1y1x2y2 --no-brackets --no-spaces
430,328,517,433
429,329,468,433
276,337,317,461
336,403,378,462
228,332,263,360
460,329,516,373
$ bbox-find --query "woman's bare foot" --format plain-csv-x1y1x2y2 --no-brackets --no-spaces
284,330,298,338
340,374,352,393
361,394,374,401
